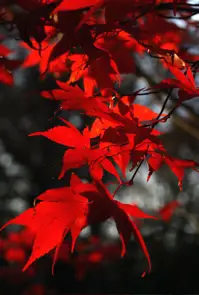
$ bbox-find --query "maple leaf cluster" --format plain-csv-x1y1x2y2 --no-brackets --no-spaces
0,0,199,277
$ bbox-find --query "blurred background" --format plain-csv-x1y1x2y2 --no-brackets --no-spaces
1,2,199,294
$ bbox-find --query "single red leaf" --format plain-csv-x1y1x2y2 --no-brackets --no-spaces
165,157,199,190
117,202,158,220
53,0,100,12
58,149,86,179
113,204,152,277
70,173,82,187
1,191,88,271
147,152,164,181
35,187,75,202
101,158,121,183
112,150,130,178
89,162,104,180
29,125,83,148
20,40,56,74
159,200,180,222
133,104,167,123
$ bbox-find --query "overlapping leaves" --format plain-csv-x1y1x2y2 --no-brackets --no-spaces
0,0,199,277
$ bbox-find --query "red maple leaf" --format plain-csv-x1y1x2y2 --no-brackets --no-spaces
29,118,121,182
1,174,156,276
41,80,109,115
147,151,199,190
